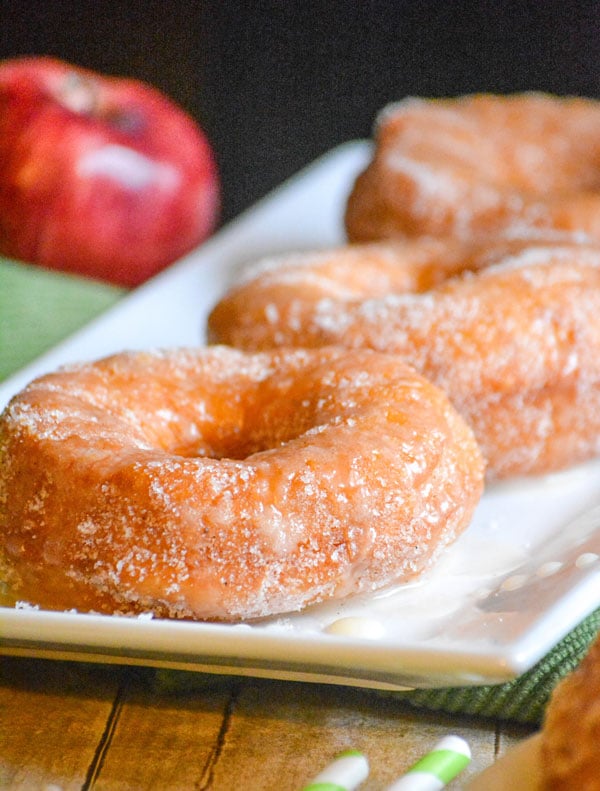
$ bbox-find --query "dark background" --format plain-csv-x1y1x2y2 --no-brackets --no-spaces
3,1,600,225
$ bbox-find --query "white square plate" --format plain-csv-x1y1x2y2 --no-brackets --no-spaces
1,141,600,690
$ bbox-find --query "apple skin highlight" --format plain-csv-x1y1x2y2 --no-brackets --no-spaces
0,57,220,286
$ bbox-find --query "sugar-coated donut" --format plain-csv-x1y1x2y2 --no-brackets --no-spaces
541,632,600,789
208,237,600,479
345,93,600,244
0,346,483,620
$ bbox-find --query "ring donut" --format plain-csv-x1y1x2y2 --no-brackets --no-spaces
345,93,600,244
0,346,483,620
208,237,600,479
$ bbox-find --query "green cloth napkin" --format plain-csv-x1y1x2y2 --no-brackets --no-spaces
0,257,124,382
1,257,598,727
399,607,600,725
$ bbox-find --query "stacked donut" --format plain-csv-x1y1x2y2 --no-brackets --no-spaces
4,92,600,622
209,94,600,480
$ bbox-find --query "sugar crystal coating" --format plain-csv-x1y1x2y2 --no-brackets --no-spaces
346,93,600,244
208,238,600,478
0,346,484,620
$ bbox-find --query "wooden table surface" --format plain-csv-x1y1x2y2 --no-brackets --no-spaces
0,654,535,790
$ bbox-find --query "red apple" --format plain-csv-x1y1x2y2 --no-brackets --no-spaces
0,57,220,286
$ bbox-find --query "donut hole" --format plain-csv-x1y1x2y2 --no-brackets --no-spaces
164,378,345,461
56,349,389,464
110,357,345,462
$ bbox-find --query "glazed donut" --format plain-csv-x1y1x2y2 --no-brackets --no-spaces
207,237,600,479
345,93,600,244
541,632,600,789
0,346,483,621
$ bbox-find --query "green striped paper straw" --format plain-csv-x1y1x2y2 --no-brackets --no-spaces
300,749,369,791
384,735,471,790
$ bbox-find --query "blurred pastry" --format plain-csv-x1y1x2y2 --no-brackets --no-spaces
345,93,600,244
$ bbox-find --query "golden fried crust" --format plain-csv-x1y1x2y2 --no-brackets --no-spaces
541,633,600,789
208,237,600,479
0,346,483,620
345,93,600,244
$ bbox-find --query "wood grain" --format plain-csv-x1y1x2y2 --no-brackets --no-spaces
91,673,235,790
0,658,123,790
0,657,535,790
